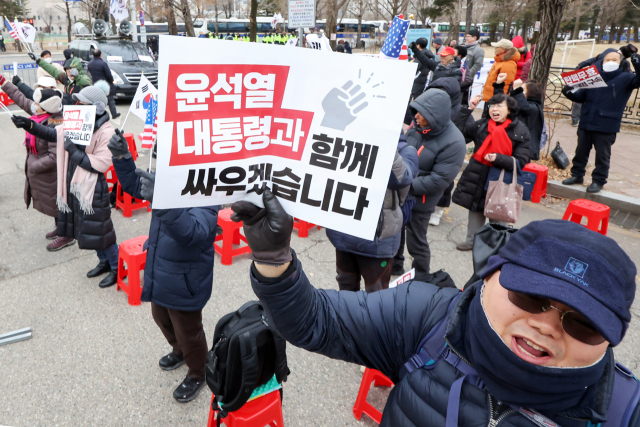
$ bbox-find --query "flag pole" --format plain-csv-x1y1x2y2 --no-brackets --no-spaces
119,70,143,131
148,144,153,172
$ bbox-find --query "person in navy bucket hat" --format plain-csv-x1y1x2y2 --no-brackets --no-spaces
482,219,636,346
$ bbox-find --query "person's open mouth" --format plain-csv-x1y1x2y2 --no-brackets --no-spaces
511,336,553,364
491,112,501,120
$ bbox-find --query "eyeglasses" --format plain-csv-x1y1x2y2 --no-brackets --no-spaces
507,291,605,346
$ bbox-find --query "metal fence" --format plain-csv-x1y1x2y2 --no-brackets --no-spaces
545,66,640,126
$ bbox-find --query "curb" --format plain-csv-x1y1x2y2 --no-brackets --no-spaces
460,160,640,216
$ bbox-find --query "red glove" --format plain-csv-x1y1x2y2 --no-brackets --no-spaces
0,74,5,86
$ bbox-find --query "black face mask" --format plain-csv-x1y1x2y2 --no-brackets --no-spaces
464,287,610,413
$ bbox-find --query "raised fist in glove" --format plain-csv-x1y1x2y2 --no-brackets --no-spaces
11,115,34,130
12,75,21,85
409,41,417,51
107,129,131,159
632,53,640,65
231,188,293,266
28,52,36,62
64,136,79,155
135,169,155,202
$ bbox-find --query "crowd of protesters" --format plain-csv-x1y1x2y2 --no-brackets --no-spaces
2,31,640,423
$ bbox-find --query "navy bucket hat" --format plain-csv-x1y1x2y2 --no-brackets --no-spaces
482,219,637,346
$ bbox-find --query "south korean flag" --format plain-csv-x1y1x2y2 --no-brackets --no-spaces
130,74,158,121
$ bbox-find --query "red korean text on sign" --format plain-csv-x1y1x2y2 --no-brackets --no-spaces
166,64,315,166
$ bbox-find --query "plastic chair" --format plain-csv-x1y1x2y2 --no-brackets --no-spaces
292,219,321,238
353,368,394,424
0,92,15,106
115,185,151,218
116,235,148,306
105,165,118,192
206,391,284,427
123,132,139,161
523,163,548,203
562,199,610,235
214,208,251,266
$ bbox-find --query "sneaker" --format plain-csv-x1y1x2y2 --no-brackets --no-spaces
46,236,76,252
571,119,579,127
98,270,117,288
112,112,121,119
45,228,57,240
87,261,111,278
429,208,444,226
159,352,186,371
173,376,206,403
456,242,473,251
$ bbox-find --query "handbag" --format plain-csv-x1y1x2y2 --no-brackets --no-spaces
484,160,537,201
551,142,570,169
484,157,523,223
463,223,518,289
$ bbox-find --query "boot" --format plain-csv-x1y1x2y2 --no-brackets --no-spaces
98,270,117,288
45,227,57,240
87,261,111,278
46,236,76,252
173,376,206,403
562,176,584,186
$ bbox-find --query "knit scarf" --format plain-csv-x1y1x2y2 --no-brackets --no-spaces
473,119,513,166
25,113,51,154
465,286,610,413
55,120,114,215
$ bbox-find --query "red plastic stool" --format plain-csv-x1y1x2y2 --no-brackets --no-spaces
115,185,151,217
116,235,148,306
353,368,394,424
214,208,251,265
292,218,321,238
562,199,610,235
207,391,284,427
105,165,118,191
123,132,139,161
523,163,548,203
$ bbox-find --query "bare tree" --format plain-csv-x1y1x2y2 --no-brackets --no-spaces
348,0,370,47
379,0,411,20
39,7,55,33
530,0,567,85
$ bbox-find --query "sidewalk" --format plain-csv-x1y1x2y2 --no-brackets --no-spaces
551,118,640,198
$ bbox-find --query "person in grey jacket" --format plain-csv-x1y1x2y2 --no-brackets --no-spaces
326,134,418,293
461,30,485,105
230,194,639,427
396,89,466,281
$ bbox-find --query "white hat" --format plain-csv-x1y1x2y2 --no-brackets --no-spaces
35,76,57,89
491,39,513,50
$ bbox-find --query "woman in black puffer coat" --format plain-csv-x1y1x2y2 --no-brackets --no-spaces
453,93,530,251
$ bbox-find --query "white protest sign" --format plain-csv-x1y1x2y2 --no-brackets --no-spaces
153,36,417,240
389,268,415,288
288,0,315,29
469,58,495,107
561,65,608,90
63,105,97,146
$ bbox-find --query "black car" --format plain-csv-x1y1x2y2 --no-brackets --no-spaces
70,39,158,100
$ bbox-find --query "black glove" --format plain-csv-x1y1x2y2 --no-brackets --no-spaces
631,53,640,65
561,84,573,96
108,129,131,159
620,44,638,59
135,169,155,202
11,115,33,130
409,42,417,51
231,188,293,266
28,52,36,61
12,75,21,85
64,136,79,155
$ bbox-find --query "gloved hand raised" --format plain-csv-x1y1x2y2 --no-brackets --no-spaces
64,136,79,155
11,115,33,130
135,169,155,202
12,75,21,85
231,188,293,266
28,52,36,62
108,129,131,159
409,42,417,51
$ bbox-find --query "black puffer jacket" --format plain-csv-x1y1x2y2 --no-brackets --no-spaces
250,252,640,427
29,113,116,250
413,49,463,88
426,78,474,136
452,114,530,212
410,47,435,96
406,90,466,213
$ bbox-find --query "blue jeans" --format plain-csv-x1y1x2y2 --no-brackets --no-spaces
96,243,119,269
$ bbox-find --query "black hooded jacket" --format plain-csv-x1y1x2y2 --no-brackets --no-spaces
426,77,474,136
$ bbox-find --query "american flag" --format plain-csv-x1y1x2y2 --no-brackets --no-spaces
138,94,157,149
5,18,19,41
379,16,410,60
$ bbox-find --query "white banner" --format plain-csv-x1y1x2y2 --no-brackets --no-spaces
469,58,495,106
63,106,97,146
288,0,315,29
153,36,417,240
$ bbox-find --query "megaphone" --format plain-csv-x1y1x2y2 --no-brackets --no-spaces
93,19,108,36
118,20,133,36
73,22,89,35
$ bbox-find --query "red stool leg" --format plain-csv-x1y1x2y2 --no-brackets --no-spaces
116,251,127,292
353,368,384,424
221,225,234,266
233,227,241,245
207,395,217,427
126,260,143,306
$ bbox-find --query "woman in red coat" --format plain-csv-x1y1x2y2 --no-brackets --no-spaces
512,35,530,80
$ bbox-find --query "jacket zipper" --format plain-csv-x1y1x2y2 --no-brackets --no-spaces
487,396,515,427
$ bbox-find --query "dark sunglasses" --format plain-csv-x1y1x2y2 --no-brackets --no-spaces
507,291,605,346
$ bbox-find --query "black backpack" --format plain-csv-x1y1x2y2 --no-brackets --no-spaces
205,301,290,421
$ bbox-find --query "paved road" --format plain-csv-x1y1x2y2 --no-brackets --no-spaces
1,103,639,426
